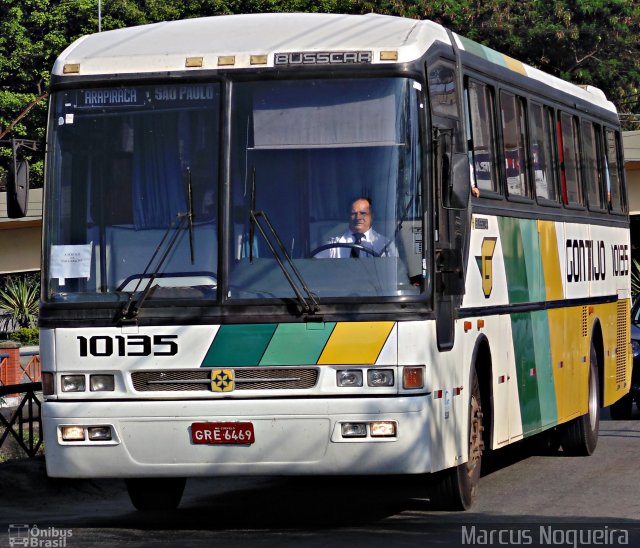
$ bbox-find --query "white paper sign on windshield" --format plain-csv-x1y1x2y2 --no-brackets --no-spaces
50,243,92,285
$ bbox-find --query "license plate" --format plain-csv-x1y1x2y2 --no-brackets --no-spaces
191,422,255,445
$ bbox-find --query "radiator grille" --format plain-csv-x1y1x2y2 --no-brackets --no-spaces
581,306,588,338
131,368,319,392
616,300,629,385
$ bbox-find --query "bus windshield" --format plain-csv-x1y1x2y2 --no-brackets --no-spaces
229,78,423,300
43,77,423,304
44,83,220,303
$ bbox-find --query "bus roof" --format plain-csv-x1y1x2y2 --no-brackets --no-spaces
52,12,615,113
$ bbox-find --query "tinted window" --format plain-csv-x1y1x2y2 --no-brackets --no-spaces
559,112,583,206
500,91,529,198
467,80,499,194
529,103,557,202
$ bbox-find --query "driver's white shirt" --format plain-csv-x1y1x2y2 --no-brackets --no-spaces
316,228,397,258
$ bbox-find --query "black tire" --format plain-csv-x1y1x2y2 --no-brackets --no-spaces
609,393,633,420
428,368,484,510
125,477,186,511
560,343,600,456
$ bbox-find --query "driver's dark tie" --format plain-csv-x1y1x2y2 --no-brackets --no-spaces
351,233,364,258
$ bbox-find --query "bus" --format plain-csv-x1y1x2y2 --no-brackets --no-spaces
38,12,632,511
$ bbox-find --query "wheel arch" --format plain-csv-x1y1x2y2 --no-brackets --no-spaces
470,334,493,450
591,318,604,407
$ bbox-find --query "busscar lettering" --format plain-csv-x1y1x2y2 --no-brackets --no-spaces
274,51,372,65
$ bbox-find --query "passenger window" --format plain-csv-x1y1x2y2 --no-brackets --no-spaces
582,121,604,210
605,129,625,213
529,103,557,202
466,80,499,194
558,112,583,206
500,91,529,198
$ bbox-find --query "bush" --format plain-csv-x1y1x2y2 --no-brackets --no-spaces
10,327,39,346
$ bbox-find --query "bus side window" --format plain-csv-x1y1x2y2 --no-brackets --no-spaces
582,120,605,211
466,79,499,195
558,112,583,206
500,91,530,198
529,103,558,202
605,129,625,213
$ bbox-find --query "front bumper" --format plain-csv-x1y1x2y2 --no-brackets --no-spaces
43,396,432,478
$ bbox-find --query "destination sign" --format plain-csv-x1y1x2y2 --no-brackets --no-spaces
75,84,217,109
274,51,372,66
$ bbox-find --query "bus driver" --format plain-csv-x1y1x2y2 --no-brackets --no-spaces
316,197,397,258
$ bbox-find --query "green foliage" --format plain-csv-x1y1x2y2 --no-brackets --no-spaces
1,0,639,153
0,274,40,331
10,327,40,345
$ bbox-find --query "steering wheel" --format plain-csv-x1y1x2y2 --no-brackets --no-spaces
311,242,381,258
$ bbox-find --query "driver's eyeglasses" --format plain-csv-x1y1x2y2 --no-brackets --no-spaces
350,211,369,218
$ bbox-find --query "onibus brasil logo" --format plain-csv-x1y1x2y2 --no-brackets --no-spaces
8,524,73,547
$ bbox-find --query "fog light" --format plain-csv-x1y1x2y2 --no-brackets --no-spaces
403,366,424,389
61,425,85,441
341,422,367,438
62,375,86,392
88,426,112,441
42,372,54,396
90,375,115,392
337,369,363,387
367,369,394,387
370,421,396,437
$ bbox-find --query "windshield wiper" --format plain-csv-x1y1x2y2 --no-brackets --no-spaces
120,171,196,322
120,212,189,321
250,209,320,315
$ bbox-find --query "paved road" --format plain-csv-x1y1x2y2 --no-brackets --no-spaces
1,412,639,547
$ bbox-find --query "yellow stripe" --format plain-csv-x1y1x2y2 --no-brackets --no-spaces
503,55,527,76
318,322,395,365
538,220,563,301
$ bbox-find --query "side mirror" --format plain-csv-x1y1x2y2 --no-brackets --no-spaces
437,128,470,210
7,159,30,218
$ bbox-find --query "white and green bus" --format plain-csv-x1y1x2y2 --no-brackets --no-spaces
38,13,632,511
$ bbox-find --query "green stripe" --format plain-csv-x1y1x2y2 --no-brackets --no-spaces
202,324,277,367
259,323,336,365
499,218,545,304
531,310,558,428
511,312,543,435
458,36,506,67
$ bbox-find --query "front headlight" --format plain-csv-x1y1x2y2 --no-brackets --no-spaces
632,340,640,358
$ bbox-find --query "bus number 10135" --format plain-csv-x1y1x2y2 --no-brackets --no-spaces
77,335,179,357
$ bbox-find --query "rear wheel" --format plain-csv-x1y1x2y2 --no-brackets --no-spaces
560,343,600,456
428,367,484,510
125,477,186,511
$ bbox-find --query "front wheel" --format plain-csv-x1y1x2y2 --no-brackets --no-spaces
428,367,484,510
560,343,600,456
125,477,186,511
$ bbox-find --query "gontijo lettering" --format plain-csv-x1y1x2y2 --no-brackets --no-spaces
566,239,629,282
